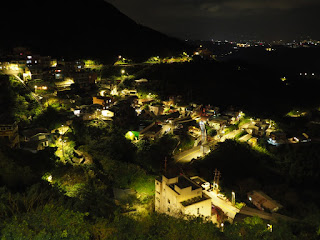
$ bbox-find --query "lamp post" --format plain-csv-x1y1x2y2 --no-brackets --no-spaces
232,191,235,205
59,138,66,158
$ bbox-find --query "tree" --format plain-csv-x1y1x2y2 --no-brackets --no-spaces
1,204,91,240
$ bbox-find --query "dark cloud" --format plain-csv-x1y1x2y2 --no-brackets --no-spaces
107,0,320,40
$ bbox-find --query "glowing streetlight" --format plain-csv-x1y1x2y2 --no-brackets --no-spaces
220,223,224,231
47,175,52,182
59,138,66,158
232,191,235,205
121,69,125,74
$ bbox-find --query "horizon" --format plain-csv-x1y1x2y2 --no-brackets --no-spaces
107,0,320,41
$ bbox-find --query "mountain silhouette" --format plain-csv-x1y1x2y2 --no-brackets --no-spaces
1,0,185,62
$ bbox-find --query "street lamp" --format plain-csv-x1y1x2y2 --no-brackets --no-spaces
121,69,125,75
59,138,66,158
232,191,235,205
34,85,37,93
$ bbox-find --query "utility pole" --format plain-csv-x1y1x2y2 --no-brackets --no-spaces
232,191,235,205
213,168,221,191
164,157,167,173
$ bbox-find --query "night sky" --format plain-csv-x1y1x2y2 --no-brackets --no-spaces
108,0,320,41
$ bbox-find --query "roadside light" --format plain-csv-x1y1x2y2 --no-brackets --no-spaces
121,69,125,74
34,85,37,89
100,90,106,96
47,175,52,182
232,191,236,204
118,55,122,59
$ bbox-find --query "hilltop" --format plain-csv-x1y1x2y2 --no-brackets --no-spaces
0,0,185,62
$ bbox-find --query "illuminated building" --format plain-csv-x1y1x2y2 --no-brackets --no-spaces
155,175,212,220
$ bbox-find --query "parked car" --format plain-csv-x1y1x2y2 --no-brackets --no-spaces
217,193,227,200
201,182,211,190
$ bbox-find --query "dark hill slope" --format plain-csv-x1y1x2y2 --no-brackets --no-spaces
1,0,184,62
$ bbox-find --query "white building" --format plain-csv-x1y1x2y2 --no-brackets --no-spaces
155,175,212,220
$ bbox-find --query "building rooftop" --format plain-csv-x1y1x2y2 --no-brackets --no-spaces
174,175,201,190
22,128,49,138
248,191,283,212
180,193,210,207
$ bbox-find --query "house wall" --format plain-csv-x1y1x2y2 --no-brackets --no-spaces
0,123,20,148
183,198,212,218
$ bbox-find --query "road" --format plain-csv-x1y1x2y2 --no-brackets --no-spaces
220,129,241,142
204,190,240,219
174,145,210,163
12,74,43,107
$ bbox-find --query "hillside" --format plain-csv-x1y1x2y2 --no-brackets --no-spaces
0,0,185,62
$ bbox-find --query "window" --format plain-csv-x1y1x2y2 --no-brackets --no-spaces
168,199,170,204
197,208,200,215
168,207,170,212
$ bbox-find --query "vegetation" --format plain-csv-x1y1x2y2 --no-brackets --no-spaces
2,47,320,239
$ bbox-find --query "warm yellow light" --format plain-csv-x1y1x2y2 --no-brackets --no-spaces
101,110,114,118
47,175,52,182
121,69,125,74
51,60,57,67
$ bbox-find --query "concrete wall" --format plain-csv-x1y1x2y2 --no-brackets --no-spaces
183,198,212,218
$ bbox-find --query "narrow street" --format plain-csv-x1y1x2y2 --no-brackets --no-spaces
204,190,240,220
